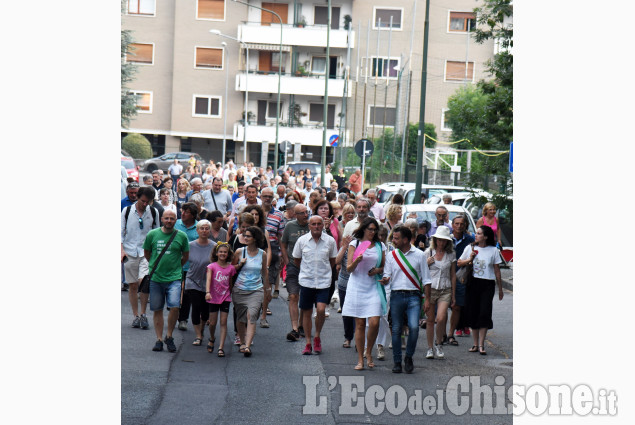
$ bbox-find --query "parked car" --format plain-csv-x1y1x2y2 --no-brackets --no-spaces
426,190,491,208
401,204,477,235
121,155,139,182
277,161,322,178
375,182,410,205
139,152,204,173
395,184,471,205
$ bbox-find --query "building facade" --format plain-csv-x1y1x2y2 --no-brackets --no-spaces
122,0,495,167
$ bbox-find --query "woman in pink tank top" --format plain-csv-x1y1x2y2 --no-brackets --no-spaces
476,202,501,247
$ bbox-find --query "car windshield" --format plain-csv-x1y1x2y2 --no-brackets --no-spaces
377,189,396,203
403,211,475,235
121,159,135,169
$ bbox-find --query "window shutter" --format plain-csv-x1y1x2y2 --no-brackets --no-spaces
196,48,223,68
127,43,153,63
198,0,224,20
446,61,474,81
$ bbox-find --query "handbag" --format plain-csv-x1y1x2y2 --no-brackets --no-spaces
456,243,476,285
140,230,179,293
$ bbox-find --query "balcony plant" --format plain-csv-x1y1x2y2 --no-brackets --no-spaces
241,111,255,124
297,16,306,28
343,15,352,30
290,104,306,127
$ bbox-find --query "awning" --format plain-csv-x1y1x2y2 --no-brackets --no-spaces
244,43,291,52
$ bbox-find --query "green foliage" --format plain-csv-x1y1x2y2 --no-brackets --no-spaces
122,133,152,159
121,1,138,128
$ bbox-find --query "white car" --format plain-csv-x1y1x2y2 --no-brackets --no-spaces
393,184,470,205
400,204,477,235
375,182,410,205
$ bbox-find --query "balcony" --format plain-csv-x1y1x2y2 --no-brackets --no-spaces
234,122,348,147
238,23,354,49
235,71,349,97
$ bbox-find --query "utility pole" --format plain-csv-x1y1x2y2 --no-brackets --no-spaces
414,0,430,204
320,0,331,184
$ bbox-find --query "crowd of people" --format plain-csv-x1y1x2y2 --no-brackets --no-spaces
121,158,504,371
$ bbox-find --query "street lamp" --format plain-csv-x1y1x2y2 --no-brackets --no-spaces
221,41,228,167
210,29,249,165
232,0,283,171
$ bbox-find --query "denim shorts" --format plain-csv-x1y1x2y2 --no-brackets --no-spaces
149,280,182,311
299,286,330,310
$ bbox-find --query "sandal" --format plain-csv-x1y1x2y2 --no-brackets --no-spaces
342,340,351,348
479,345,487,355
354,362,364,371
217,348,225,357
266,308,272,315
469,345,479,352
366,355,375,369
243,347,252,357
448,336,459,346
207,338,215,353
239,344,247,353
192,337,203,346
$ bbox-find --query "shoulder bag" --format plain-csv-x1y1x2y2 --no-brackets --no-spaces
140,230,179,293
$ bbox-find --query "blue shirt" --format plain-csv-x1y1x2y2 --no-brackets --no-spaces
453,232,475,272
175,219,198,271
121,197,134,211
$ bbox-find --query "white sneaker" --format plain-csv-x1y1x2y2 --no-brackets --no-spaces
312,311,317,318
377,345,385,360
426,348,434,359
434,344,445,359
325,311,330,317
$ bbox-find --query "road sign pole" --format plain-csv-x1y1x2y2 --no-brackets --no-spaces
361,138,367,191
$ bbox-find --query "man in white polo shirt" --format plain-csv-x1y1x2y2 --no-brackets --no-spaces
293,215,337,356
381,225,431,374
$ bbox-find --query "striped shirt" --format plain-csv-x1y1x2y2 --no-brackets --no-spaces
265,207,285,251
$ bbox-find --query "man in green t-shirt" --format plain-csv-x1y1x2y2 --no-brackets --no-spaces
143,210,190,352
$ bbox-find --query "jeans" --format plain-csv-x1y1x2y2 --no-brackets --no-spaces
390,291,421,363
338,288,355,341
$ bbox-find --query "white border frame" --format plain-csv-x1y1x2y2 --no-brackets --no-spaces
364,56,401,79
192,95,222,118
131,90,153,114
366,104,396,128
310,56,327,75
195,0,227,22
307,102,336,125
125,42,155,66
266,100,284,120
441,108,452,132
125,0,156,17
443,59,475,83
372,7,404,31
446,10,477,34
194,45,225,70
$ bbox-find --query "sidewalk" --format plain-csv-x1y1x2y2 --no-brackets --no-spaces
501,263,513,291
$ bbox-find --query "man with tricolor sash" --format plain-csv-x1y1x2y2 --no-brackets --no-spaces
380,226,431,374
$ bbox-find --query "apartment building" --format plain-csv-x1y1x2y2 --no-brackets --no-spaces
122,0,494,166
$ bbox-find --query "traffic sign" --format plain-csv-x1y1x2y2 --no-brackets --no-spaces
509,142,513,173
279,140,292,153
329,134,339,147
355,139,374,158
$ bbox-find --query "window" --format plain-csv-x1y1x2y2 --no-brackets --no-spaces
197,0,225,20
369,57,399,78
131,91,152,113
373,8,402,29
193,96,221,117
449,11,476,32
445,61,474,82
441,109,452,132
126,43,154,64
127,0,155,15
271,52,287,72
311,57,326,74
267,101,283,119
195,47,223,69
368,106,396,126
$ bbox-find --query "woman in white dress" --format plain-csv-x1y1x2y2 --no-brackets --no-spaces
343,217,386,371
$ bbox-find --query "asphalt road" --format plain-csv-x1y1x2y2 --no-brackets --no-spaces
122,285,513,424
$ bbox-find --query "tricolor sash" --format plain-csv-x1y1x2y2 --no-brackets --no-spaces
392,249,424,298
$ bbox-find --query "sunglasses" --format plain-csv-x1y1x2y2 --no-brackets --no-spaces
138,218,144,229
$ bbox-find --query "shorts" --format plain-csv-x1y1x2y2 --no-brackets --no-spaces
123,255,148,284
209,301,231,313
268,251,281,285
285,262,301,295
149,280,182,311
299,286,330,310
429,287,452,305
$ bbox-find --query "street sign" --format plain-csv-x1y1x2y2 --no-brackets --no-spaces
279,140,292,153
509,142,513,173
355,139,374,158
329,134,339,147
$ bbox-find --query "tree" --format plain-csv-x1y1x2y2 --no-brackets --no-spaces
122,133,153,159
121,1,138,128
445,0,512,177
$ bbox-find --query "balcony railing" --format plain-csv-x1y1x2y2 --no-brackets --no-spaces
238,22,354,49
235,71,350,97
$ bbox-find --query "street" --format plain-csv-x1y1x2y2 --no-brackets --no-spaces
122,277,512,424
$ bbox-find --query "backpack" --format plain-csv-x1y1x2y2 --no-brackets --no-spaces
124,205,157,236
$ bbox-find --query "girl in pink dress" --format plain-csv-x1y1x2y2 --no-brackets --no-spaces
205,243,237,357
